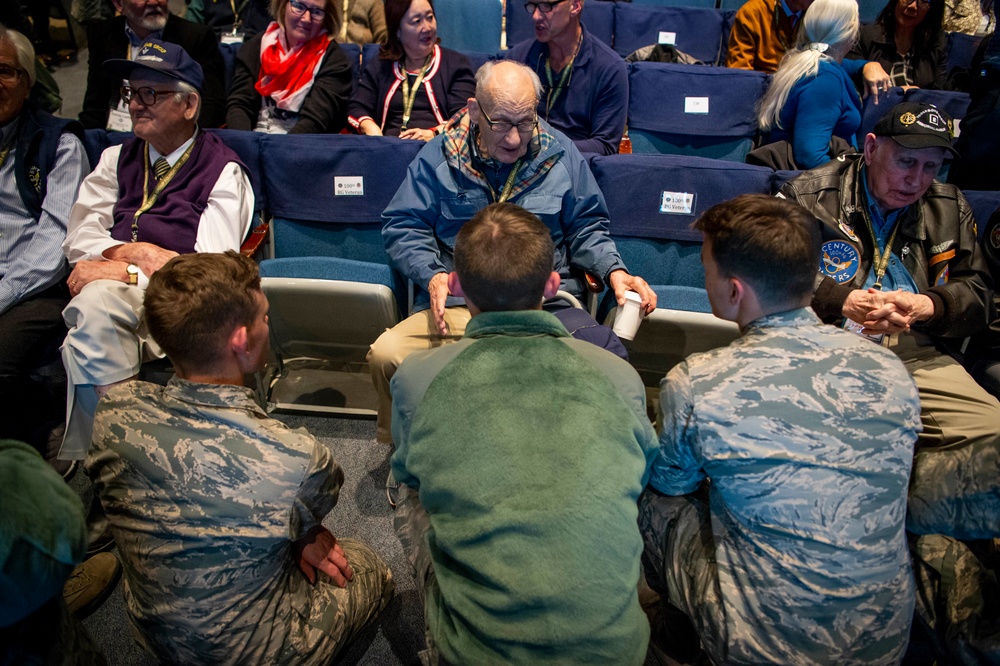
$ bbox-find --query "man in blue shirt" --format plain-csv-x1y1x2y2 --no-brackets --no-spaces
0,27,88,453
506,0,627,156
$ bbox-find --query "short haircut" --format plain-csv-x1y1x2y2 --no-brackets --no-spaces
145,251,262,368
0,26,37,88
269,0,340,39
454,202,555,312
694,194,821,307
382,0,440,61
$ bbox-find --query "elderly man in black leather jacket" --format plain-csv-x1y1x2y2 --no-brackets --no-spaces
780,102,998,542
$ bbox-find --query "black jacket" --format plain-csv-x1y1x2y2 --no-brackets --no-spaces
780,154,993,340
846,23,947,90
225,31,352,134
80,14,227,129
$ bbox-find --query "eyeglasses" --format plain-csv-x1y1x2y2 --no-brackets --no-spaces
524,0,567,14
288,0,326,20
120,85,180,106
480,105,537,135
0,65,25,85
899,0,932,7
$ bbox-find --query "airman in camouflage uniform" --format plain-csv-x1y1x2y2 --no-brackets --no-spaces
641,195,920,664
86,251,393,665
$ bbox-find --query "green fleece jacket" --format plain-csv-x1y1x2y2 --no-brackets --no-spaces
391,310,657,665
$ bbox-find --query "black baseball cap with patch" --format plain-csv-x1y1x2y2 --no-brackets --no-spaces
872,102,959,157
103,39,204,91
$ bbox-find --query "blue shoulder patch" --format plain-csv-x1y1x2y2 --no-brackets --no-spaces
821,240,860,284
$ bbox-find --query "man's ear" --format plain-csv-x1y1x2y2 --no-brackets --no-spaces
229,325,250,359
863,133,878,164
467,98,481,125
542,271,561,300
111,0,125,12
183,93,199,122
447,272,464,298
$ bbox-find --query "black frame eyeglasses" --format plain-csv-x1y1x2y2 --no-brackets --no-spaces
288,0,327,20
480,105,538,135
120,85,179,106
0,64,25,85
524,0,567,14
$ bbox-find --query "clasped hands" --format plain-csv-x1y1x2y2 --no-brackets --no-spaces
67,242,179,297
843,288,935,335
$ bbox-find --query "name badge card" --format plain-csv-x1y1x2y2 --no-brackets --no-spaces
660,191,694,215
684,97,709,114
334,176,364,196
658,31,677,45
106,106,133,133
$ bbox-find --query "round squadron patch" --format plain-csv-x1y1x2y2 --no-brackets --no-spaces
900,112,917,125
821,240,860,283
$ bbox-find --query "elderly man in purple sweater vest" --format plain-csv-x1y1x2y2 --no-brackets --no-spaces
58,40,254,466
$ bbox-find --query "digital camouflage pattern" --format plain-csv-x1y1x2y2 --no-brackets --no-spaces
86,377,393,665
643,308,921,665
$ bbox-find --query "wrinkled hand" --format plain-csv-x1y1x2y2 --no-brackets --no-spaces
67,259,128,297
608,270,657,315
861,62,892,103
864,290,935,333
103,242,178,278
428,272,452,336
293,526,353,587
399,128,436,142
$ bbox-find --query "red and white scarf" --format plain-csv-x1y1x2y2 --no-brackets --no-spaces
255,21,330,113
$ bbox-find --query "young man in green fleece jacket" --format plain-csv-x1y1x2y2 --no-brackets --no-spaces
390,201,659,665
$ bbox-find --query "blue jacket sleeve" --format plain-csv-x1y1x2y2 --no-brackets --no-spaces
649,362,706,495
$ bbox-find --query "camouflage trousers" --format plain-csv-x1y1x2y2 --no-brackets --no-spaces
393,484,451,666
910,534,1000,665
896,342,1000,540
637,488,728,665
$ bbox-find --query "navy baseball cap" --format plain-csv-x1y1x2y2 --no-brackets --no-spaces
873,102,959,157
104,39,204,91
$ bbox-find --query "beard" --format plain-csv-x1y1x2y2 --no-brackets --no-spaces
128,6,168,33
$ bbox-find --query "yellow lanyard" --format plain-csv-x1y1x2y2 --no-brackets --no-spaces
486,160,523,204
400,55,432,131
543,33,582,119
856,176,904,291
340,0,350,41
131,141,196,242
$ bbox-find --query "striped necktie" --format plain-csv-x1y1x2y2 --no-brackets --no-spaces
153,156,170,180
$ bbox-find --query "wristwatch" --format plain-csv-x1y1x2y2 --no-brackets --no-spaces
126,263,140,286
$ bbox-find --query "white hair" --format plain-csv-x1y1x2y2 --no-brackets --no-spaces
174,80,202,117
0,26,37,88
757,0,859,132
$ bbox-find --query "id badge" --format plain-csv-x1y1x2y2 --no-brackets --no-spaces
221,30,244,44
843,318,885,345
106,107,133,132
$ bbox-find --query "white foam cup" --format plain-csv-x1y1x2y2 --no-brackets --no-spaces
612,291,644,341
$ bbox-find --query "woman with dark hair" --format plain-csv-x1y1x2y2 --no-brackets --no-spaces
226,0,353,133
347,0,475,140
846,0,948,89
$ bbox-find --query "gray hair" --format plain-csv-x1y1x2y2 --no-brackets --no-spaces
475,60,543,105
757,0,859,132
172,80,202,117
0,26,37,88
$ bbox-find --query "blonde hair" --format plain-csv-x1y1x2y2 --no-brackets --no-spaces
757,0,859,132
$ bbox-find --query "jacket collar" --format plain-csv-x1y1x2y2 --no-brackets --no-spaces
392,43,442,81
464,310,570,339
837,155,927,242
163,376,266,416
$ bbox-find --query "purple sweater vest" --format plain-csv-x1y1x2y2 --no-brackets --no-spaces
111,132,244,253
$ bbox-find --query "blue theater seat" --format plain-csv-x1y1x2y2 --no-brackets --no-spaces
627,62,769,161
340,42,363,86
962,190,1000,242
433,0,502,53
613,4,726,63
630,0,717,12
946,31,983,77
856,87,971,144
590,153,771,382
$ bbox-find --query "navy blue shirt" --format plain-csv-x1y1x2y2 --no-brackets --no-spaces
507,25,628,156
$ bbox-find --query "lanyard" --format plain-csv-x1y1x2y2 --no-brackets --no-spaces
400,55,432,131
131,141,196,242
543,32,582,119
340,0,349,41
856,176,904,291
486,160,523,204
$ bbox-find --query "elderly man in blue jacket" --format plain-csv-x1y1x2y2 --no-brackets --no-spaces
369,60,655,448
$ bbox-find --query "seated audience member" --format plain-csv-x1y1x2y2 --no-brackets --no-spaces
0,27,87,452
348,0,474,140
58,40,254,462
779,101,1000,540
845,0,947,90
506,0,627,156
340,0,387,45
186,0,272,37
86,251,394,664
391,202,658,664
754,0,891,170
942,0,982,34
949,34,1000,190
963,207,999,398
369,60,655,446
0,440,119,665
226,0,353,134
726,0,814,72
640,194,918,664
80,0,226,130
